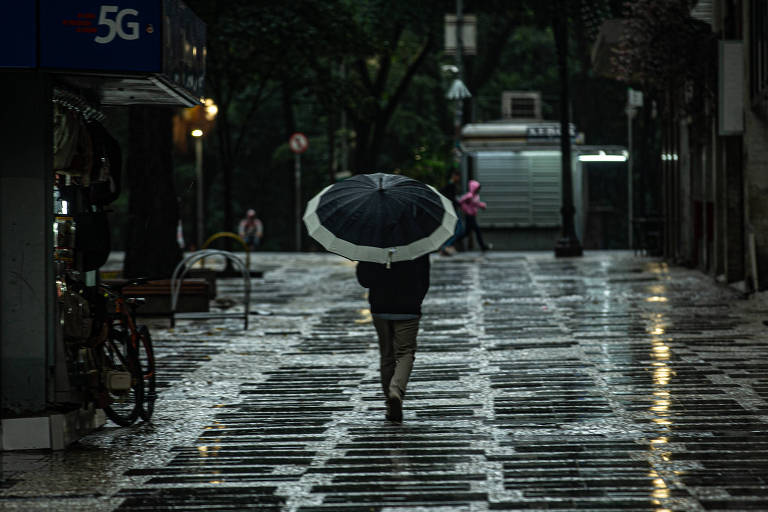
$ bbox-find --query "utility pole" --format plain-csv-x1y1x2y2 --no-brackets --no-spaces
553,2,582,258
626,87,643,250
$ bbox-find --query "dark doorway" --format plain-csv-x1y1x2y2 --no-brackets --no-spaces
582,162,629,249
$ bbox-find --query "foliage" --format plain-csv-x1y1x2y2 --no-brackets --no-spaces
469,1,627,146
340,1,445,172
159,0,635,251
612,0,718,119
183,0,361,240
472,25,560,122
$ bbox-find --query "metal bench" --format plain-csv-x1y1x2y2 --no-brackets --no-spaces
107,278,210,315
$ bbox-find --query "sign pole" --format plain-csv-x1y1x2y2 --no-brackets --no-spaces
295,153,301,252
288,132,309,253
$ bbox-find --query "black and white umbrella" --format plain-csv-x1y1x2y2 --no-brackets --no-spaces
303,173,457,265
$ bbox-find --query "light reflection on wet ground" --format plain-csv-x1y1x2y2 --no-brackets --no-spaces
3,251,768,511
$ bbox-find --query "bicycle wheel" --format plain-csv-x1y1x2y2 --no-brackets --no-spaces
136,325,156,421
99,326,144,426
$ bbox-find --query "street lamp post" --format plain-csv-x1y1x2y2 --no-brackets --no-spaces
191,129,204,250
454,0,466,189
626,105,636,250
444,0,476,190
553,3,582,258
184,99,217,251
626,87,643,250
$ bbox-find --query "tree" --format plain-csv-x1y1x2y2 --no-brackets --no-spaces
339,2,444,173
184,0,360,235
612,0,717,126
462,1,535,123
172,0,626,251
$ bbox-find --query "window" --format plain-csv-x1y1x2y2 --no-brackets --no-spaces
750,0,768,107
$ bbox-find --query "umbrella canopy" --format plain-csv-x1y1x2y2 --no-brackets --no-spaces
303,173,457,264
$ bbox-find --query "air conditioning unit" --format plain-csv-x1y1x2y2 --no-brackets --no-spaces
502,91,542,120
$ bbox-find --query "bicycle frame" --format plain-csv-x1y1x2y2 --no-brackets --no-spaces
111,292,154,382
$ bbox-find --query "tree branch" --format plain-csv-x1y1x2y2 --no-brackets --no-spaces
381,35,434,126
373,25,403,97
355,58,375,94
232,68,279,157
469,19,515,92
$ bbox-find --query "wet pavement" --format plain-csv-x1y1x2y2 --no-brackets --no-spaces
3,250,768,511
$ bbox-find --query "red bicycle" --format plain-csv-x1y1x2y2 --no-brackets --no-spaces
59,275,156,426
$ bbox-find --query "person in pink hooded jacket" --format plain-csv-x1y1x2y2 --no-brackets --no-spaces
456,179,491,251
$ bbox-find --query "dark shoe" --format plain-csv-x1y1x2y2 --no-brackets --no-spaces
385,395,403,423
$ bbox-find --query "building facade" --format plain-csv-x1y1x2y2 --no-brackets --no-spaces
594,0,768,292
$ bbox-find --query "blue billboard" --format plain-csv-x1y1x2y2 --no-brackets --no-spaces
0,3,37,68
0,1,204,105
39,1,163,72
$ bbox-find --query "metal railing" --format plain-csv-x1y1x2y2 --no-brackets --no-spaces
169,249,251,329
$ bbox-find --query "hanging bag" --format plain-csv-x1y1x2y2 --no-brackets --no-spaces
87,122,122,205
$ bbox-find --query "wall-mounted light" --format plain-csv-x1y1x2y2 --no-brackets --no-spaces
578,150,628,162
191,129,203,137
204,98,218,120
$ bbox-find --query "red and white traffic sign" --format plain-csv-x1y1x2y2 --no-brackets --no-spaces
289,132,309,154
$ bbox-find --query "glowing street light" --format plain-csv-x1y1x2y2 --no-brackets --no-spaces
204,98,218,119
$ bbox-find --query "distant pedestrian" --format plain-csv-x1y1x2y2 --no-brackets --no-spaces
356,254,431,423
176,219,185,250
238,209,263,250
456,179,491,251
439,170,463,256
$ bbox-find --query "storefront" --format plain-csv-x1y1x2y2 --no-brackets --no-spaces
0,0,205,449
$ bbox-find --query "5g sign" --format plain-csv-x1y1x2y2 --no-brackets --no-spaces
94,5,140,44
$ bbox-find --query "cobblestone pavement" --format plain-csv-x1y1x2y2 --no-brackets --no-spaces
3,251,768,511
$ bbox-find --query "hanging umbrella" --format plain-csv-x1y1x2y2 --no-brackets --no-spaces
303,173,457,265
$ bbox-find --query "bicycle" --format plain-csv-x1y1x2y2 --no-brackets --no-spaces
97,278,156,424
59,274,156,426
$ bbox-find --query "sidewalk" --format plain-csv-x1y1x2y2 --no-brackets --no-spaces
3,250,768,511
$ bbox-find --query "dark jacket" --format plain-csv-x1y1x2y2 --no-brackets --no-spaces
440,180,460,210
356,255,430,315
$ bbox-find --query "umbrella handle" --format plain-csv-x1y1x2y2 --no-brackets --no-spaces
386,248,396,269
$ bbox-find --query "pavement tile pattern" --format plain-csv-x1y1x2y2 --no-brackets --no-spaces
3,251,768,511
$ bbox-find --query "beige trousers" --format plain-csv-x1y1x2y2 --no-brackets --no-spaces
373,317,419,399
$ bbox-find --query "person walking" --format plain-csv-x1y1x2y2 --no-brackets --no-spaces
456,179,491,251
356,254,431,423
238,209,263,250
439,170,463,255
